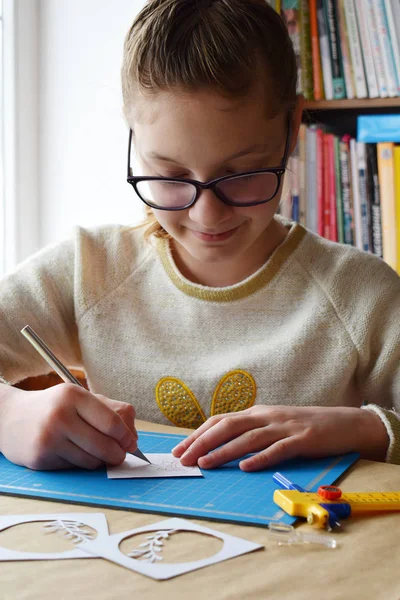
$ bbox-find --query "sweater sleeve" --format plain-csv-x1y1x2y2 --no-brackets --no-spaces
0,238,82,385
330,250,400,464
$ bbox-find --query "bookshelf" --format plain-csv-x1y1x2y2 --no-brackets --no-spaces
303,99,400,137
305,98,400,110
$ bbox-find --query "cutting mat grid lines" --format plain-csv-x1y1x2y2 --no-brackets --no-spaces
0,431,358,528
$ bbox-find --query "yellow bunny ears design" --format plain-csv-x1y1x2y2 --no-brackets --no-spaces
155,370,257,429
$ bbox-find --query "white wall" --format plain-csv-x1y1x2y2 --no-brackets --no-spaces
39,0,146,247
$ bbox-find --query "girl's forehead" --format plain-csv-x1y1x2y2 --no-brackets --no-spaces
128,83,283,129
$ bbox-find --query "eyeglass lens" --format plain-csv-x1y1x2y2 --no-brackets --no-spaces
135,171,279,209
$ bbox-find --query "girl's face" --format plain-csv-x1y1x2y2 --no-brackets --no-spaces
130,85,302,286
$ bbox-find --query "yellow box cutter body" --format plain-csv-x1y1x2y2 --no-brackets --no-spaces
272,473,400,529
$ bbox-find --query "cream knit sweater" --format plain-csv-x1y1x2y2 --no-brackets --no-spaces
1,217,399,462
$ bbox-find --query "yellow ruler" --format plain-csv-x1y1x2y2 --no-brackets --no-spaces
273,482,400,529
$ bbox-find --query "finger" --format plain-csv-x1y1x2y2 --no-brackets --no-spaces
56,439,104,470
171,415,228,457
239,436,303,472
198,426,277,469
99,396,137,438
28,454,74,471
67,416,128,465
76,395,136,451
179,414,264,466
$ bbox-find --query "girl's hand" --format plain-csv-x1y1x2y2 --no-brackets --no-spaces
0,383,138,470
172,405,389,471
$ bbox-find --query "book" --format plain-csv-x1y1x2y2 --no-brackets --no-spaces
316,127,325,236
350,138,363,250
298,123,307,226
376,142,397,272
299,0,313,99
337,0,355,99
323,0,346,98
372,0,399,97
366,0,389,97
354,0,380,98
356,142,371,252
339,135,355,246
306,125,318,233
322,133,331,238
343,0,368,99
357,115,400,143
317,0,334,100
366,144,383,258
383,0,400,94
309,0,324,100
334,136,345,244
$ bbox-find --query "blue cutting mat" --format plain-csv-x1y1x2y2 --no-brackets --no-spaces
0,431,358,528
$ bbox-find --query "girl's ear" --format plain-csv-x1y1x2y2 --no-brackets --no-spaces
289,94,305,154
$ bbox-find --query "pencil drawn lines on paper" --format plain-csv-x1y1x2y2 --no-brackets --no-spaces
107,453,203,479
43,520,96,544
128,529,177,562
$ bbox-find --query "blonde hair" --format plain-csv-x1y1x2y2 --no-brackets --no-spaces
122,0,297,240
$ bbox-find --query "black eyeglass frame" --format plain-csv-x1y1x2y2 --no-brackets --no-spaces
126,114,292,211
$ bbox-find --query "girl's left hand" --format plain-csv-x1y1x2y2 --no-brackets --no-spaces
171,405,389,471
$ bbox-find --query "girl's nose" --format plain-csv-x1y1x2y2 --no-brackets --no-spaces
187,188,233,229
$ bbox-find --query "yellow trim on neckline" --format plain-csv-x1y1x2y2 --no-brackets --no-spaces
156,220,307,302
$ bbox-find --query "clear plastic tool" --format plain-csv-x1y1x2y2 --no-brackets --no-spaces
268,522,337,548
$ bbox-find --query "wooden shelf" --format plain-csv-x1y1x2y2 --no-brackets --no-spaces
304,97,400,110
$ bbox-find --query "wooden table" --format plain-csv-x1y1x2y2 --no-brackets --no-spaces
2,420,400,600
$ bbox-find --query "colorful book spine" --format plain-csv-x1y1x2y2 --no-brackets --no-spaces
350,138,363,250
372,0,399,97
366,144,383,258
393,146,400,274
337,0,355,99
327,134,338,242
334,136,345,244
366,0,389,97
354,0,380,98
323,0,346,98
339,135,354,246
356,142,371,252
344,0,368,98
298,123,307,226
323,133,331,239
306,126,318,233
299,0,313,99
309,0,324,100
391,0,400,44
383,0,400,94
316,127,325,236
317,0,334,100
376,142,397,272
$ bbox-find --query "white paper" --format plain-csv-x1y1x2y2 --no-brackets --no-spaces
0,513,108,561
79,517,263,580
107,453,203,479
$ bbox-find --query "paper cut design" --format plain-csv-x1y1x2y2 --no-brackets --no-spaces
0,513,108,561
128,529,177,562
156,370,256,428
79,517,263,580
107,453,203,479
43,520,96,544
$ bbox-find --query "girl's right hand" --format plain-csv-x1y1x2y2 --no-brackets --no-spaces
0,383,138,470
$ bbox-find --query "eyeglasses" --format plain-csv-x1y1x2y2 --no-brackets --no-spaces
126,115,292,211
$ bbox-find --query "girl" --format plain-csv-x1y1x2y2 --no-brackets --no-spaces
0,0,399,472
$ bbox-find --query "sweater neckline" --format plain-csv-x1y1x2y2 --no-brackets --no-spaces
156,218,307,302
